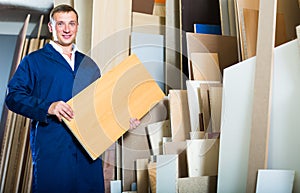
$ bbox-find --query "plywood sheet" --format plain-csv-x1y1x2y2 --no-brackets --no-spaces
217,40,300,192
186,33,238,75
148,162,156,193
178,176,217,193
136,159,149,193
186,139,219,177
132,12,165,35
169,90,191,142
91,0,131,74
122,98,168,191
209,86,223,133
242,8,287,59
146,120,171,155
63,54,165,160
131,32,165,91
164,141,188,178
190,53,222,81
256,170,295,193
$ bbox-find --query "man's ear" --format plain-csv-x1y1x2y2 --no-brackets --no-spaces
48,22,53,33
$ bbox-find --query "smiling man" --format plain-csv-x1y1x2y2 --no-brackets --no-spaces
6,4,104,193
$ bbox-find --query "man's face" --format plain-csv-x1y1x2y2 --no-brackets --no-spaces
48,11,78,47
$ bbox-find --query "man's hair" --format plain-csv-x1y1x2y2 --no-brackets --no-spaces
49,4,78,23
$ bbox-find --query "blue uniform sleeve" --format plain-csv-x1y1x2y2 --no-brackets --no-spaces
5,57,52,123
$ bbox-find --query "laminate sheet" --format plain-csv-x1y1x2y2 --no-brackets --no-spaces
217,40,300,193
131,32,165,91
186,33,238,75
256,170,295,193
63,54,165,160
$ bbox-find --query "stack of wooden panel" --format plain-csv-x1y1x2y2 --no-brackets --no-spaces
0,14,50,193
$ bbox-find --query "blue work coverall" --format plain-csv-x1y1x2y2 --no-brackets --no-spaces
5,43,105,193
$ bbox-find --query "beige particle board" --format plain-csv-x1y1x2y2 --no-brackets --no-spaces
169,90,191,142
178,176,217,193
190,53,222,81
62,54,165,160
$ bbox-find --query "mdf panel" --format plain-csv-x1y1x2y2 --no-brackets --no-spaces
74,0,92,53
217,40,300,193
169,90,191,142
122,98,168,191
131,32,165,91
91,0,132,74
63,55,165,160
186,33,238,75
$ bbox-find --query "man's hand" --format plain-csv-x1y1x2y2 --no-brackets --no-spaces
129,118,141,130
48,101,74,122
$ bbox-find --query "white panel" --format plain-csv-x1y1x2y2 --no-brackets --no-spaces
131,32,165,91
217,40,300,193
111,180,122,193
156,154,178,193
256,170,295,193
